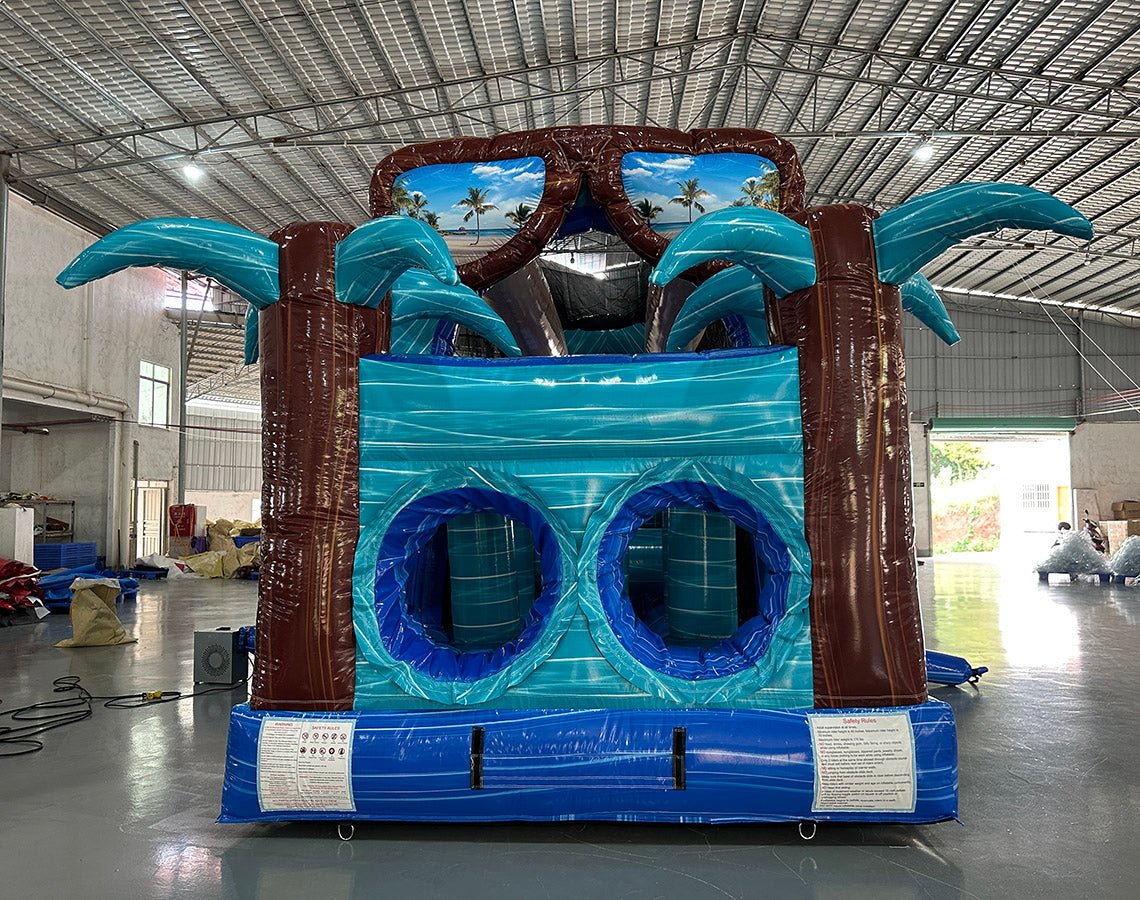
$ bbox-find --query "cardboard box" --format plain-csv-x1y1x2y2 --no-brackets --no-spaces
1100,519,1140,553
1112,500,1140,520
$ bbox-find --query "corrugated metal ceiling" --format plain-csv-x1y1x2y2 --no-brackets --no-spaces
3,0,1139,394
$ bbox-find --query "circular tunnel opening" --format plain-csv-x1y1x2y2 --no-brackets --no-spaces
373,488,562,683
597,480,792,680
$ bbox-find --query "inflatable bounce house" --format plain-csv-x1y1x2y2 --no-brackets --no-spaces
58,127,1090,827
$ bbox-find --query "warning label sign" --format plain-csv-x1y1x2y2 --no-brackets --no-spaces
808,713,916,813
257,719,356,813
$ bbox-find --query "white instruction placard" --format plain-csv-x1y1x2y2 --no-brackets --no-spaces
808,712,916,813
257,719,356,812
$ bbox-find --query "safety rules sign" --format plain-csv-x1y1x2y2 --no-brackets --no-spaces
256,718,356,813
808,712,917,813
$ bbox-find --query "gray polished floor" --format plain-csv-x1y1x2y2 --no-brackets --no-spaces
1,563,1137,898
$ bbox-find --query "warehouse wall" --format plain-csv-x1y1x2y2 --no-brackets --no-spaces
904,299,1140,422
183,403,261,523
183,491,260,523
1,194,180,562
3,404,113,555
1069,422,1140,516
184,405,261,492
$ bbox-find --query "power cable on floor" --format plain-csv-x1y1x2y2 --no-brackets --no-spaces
0,672,247,759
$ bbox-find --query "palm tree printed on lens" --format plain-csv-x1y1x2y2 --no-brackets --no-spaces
505,203,533,229
407,192,430,220
459,186,497,244
670,178,710,223
423,210,442,232
636,197,663,222
390,177,413,214
739,171,780,209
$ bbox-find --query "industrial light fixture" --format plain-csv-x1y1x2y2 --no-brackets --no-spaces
182,161,205,182
912,142,935,163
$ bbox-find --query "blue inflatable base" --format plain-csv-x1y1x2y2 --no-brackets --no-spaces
219,702,957,825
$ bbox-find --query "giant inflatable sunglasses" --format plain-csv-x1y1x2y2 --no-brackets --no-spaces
369,126,805,289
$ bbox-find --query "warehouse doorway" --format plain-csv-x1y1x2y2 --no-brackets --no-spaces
929,424,1071,563
132,481,168,559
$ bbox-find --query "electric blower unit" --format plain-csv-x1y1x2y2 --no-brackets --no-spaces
194,628,245,684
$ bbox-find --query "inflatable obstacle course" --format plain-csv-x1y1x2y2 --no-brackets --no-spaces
57,125,1091,827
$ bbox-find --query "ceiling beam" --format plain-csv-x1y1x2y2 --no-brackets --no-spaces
8,30,1140,187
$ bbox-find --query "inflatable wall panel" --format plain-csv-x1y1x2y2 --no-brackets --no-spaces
352,348,814,710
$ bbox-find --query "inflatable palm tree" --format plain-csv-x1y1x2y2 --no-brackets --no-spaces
58,215,460,711
650,185,1092,705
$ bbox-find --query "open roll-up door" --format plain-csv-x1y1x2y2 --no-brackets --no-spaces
930,417,1077,441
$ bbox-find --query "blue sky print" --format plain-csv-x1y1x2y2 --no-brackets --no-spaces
394,157,546,240
621,152,780,232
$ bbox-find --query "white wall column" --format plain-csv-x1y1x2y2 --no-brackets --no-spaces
910,420,933,557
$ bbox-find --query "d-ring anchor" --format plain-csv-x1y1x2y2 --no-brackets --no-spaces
797,820,817,841
337,823,355,842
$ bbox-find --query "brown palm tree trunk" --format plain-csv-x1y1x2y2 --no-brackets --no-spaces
251,222,390,711
767,204,927,709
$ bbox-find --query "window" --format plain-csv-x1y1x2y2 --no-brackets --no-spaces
1020,482,1053,510
139,361,171,427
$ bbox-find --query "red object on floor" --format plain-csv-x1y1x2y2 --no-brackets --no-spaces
0,556,42,612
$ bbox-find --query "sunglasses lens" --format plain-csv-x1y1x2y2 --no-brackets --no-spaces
621,152,781,236
390,157,546,265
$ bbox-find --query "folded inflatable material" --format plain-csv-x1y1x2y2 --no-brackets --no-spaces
219,701,958,824
0,556,41,612
208,519,237,552
925,649,988,686
353,348,813,710
1108,535,1140,576
1036,532,1110,575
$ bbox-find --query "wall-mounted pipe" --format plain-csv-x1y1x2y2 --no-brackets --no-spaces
2,374,129,414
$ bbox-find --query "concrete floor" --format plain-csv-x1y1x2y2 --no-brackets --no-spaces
1,563,1137,898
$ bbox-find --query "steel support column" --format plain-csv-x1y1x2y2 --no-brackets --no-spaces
177,270,188,505
0,154,10,469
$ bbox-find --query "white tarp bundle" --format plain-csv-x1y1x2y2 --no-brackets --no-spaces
1036,532,1110,576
